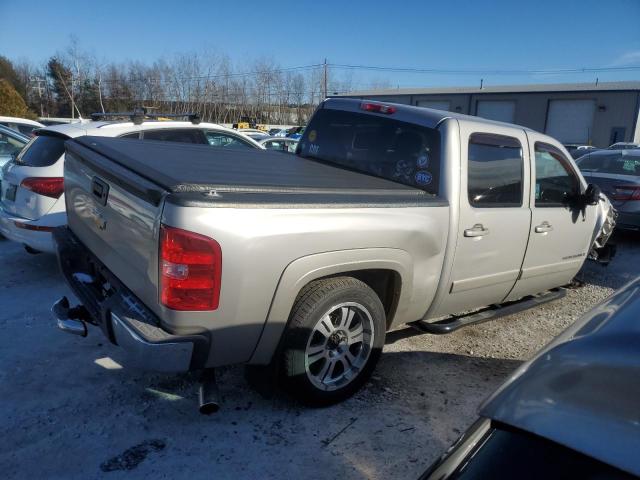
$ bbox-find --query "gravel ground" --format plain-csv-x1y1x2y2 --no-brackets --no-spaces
0,232,638,480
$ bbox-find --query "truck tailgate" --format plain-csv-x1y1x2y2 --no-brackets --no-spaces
64,140,165,315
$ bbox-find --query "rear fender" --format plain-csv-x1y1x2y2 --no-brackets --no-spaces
249,248,414,365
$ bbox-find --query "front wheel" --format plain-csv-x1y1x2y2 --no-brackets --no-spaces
280,277,386,406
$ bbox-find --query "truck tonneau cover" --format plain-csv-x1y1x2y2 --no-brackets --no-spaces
67,136,438,206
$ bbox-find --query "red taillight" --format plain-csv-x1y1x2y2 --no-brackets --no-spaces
159,224,222,311
360,102,397,114
21,177,64,199
611,185,640,201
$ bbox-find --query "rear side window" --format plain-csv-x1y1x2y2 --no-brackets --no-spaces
15,134,66,167
17,124,38,136
142,129,206,144
298,108,441,194
120,132,140,139
205,131,254,149
468,133,523,207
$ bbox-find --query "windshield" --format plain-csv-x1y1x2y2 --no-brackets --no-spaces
578,153,640,176
15,133,67,167
297,108,441,194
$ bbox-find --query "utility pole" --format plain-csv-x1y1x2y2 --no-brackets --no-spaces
323,58,328,99
30,75,45,117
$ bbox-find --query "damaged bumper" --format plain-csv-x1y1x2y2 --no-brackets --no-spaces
51,226,209,372
589,195,618,264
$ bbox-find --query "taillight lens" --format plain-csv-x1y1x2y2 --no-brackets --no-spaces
21,177,64,198
360,102,397,114
611,185,640,201
159,224,222,311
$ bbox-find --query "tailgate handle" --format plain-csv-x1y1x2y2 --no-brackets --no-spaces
91,177,109,206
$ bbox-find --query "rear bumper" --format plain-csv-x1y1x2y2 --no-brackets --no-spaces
52,226,209,372
0,206,62,253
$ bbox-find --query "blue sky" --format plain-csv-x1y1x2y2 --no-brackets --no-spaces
1,0,639,89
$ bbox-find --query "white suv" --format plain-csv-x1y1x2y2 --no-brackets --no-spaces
0,118,263,253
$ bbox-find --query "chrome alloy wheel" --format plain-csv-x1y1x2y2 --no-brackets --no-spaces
304,302,375,391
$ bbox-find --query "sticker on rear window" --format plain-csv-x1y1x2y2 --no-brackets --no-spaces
415,170,432,186
308,130,317,142
417,153,429,168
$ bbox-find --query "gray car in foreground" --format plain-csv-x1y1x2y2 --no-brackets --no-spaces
578,149,640,230
420,276,640,479
51,98,615,410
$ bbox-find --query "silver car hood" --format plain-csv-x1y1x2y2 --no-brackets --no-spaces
480,277,640,476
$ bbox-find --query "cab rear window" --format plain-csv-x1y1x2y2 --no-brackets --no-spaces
298,108,441,194
15,134,67,167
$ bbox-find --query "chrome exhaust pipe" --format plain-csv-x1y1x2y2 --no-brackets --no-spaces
52,297,88,337
198,369,220,415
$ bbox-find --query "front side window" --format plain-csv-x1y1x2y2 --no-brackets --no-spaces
205,131,253,149
298,108,441,194
535,142,581,207
468,133,523,207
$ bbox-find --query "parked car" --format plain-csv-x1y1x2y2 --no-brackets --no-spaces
0,124,30,173
238,128,271,141
51,98,614,411
608,142,640,150
564,143,599,159
420,276,640,480
577,149,640,230
268,127,285,136
0,116,44,137
260,137,299,153
287,126,305,140
270,128,290,137
0,115,263,254
38,117,82,126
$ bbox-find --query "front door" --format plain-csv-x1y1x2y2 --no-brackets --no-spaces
505,133,597,301
432,124,532,316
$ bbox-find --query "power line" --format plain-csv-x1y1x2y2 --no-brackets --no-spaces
329,63,640,76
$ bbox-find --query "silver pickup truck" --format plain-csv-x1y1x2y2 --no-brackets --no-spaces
52,99,615,410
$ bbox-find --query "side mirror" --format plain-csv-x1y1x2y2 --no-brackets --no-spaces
584,183,601,206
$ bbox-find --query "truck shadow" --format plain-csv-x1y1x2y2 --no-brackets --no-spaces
79,350,520,478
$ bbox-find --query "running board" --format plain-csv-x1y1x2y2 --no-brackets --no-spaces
409,288,567,335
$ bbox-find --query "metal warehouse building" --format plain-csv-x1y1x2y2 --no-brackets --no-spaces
336,81,640,148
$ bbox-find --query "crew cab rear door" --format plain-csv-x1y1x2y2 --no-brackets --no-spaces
433,122,531,315
505,132,597,301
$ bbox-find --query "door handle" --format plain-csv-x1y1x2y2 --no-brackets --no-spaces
535,222,553,233
464,224,490,237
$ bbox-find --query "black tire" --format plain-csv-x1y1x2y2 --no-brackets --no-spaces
280,276,386,406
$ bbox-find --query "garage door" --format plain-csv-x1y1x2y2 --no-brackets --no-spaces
545,99,595,144
476,101,516,123
417,100,451,111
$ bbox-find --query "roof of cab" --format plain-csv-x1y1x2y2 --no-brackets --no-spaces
480,277,640,476
322,97,537,133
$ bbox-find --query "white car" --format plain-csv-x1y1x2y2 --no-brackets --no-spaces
0,116,45,137
260,137,299,153
237,128,271,141
0,117,263,253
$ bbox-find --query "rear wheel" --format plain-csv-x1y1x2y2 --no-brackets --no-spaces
280,277,386,406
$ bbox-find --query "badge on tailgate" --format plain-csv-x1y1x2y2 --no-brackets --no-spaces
91,176,109,206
